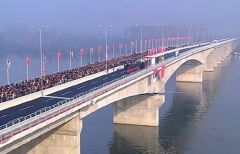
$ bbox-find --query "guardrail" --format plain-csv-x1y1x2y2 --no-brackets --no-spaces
0,39,234,144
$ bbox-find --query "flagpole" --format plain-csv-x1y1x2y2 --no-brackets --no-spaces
155,39,158,50
140,25,143,59
162,25,164,48
80,49,83,66
148,40,151,50
135,41,138,53
6,65,9,85
125,43,127,56
131,42,133,54
98,47,100,62
81,54,83,66
144,40,147,51
57,52,61,72
105,26,108,71
27,63,29,81
43,54,46,76
90,48,92,64
69,51,72,69
112,44,115,58
57,58,60,72
151,38,154,49
120,43,122,56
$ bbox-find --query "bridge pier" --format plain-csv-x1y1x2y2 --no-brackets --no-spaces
113,94,164,127
9,115,82,154
176,63,203,82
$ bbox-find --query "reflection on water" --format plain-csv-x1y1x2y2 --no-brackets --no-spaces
158,82,205,154
110,125,161,154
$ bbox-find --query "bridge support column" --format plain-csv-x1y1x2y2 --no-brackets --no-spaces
9,115,82,154
176,63,203,82
113,94,164,127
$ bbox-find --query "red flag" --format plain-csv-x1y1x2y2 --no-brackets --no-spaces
26,57,30,65
98,46,102,53
80,49,84,56
57,52,62,60
161,64,165,78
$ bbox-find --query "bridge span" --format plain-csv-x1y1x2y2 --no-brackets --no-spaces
0,38,237,154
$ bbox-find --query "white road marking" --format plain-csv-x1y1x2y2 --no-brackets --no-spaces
165,91,185,94
44,98,54,102
78,85,86,90
103,77,108,80
61,91,72,96
0,115,7,119
43,96,70,100
91,81,98,84
20,105,33,111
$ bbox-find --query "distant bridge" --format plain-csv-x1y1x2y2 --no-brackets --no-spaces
0,38,237,154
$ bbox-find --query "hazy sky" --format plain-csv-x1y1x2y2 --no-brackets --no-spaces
0,0,239,36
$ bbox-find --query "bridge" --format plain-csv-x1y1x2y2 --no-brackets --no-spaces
0,38,237,154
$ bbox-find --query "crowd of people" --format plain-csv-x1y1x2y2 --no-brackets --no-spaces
0,43,190,103
0,52,145,103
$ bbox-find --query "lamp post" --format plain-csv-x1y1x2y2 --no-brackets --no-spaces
136,24,143,60
157,24,168,49
99,24,112,72
177,25,179,47
31,25,50,95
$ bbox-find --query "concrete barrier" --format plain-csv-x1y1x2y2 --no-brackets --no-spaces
0,66,122,111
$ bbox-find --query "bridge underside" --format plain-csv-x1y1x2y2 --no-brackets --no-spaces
176,61,203,83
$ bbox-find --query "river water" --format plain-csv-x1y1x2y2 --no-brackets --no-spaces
81,55,240,154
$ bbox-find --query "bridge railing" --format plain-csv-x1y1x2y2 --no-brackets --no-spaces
0,38,234,144
0,62,158,143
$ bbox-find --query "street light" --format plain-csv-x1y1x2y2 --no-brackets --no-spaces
31,25,50,95
158,24,166,49
98,24,112,72
177,25,179,47
136,24,143,60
